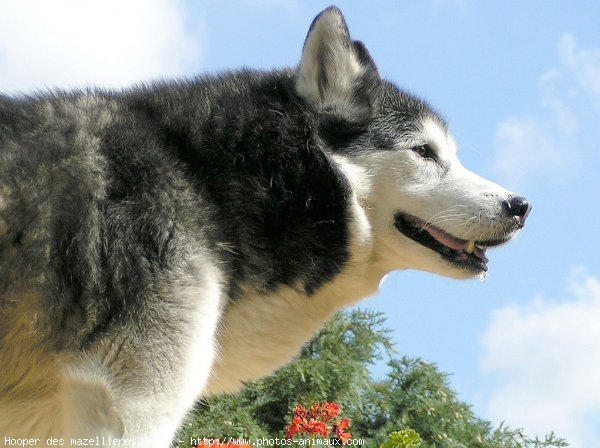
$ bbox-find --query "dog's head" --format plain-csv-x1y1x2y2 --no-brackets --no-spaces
296,7,531,279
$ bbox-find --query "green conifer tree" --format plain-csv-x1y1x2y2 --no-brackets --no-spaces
178,310,567,448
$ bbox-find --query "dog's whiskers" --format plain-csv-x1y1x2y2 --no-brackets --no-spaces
424,207,470,227
427,214,471,227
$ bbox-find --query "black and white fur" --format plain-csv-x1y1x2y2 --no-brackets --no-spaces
0,7,530,445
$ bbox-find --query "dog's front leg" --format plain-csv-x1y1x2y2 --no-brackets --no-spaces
61,258,225,447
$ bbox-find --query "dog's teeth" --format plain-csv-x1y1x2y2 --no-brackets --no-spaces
466,240,475,254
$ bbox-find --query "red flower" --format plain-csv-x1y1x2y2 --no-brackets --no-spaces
336,418,352,445
322,402,340,419
311,421,329,438
286,401,351,442
286,415,303,439
309,402,321,415
294,404,308,419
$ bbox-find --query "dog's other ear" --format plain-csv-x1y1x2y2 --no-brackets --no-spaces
296,6,378,118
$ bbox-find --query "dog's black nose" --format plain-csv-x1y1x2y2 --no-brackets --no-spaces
503,195,531,225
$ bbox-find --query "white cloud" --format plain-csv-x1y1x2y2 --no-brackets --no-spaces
492,115,571,189
559,33,600,102
480,270,600,448
0,0,204,93
491,33,600,187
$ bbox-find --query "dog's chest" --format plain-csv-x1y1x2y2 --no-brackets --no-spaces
205,194,382,394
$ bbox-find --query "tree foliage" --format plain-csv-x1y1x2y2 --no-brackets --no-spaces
178,310,568,448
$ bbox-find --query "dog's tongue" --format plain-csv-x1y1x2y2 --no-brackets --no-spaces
422,225,489,262
474,245,488,262
423,225,468,251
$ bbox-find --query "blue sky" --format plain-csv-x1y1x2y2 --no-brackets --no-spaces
2,1,600,446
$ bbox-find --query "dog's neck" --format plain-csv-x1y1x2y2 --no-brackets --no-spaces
204,187,391,396
204,260,387,396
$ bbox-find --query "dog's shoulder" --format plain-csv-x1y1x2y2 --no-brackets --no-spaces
0,70,366,309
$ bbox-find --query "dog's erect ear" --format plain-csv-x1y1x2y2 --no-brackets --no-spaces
296,7,378,117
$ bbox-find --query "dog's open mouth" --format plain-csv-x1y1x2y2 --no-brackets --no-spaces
394,213,509,272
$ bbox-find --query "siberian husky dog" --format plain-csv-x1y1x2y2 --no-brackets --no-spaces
0,6,530,446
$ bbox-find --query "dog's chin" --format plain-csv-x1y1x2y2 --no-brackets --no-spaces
402,246,487,280
432,259,485,280
393,213,515,278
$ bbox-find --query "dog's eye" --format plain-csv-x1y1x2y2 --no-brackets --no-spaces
412,144,435,160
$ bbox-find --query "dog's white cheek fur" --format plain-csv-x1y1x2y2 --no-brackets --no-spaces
331,150,443,273
330,119,519,279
